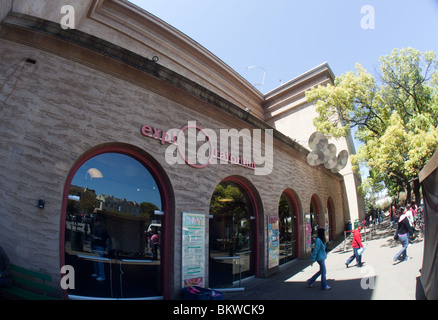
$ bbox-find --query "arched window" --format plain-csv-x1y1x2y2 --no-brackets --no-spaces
63,152,165,299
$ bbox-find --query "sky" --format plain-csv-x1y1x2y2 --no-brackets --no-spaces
69,1,438,203
128,0,438,94
126,0,438,182
71,153,162,209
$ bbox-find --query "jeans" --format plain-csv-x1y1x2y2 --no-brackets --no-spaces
308,260,327,288
394,233,409,262
93,245,105,279
346,248,362,266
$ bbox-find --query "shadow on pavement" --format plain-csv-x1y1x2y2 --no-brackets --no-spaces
226,276,375,300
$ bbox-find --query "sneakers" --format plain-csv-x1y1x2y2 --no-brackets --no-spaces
307,280,331,290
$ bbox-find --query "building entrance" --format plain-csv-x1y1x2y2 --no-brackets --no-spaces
208,181,255,288
309,195,321,246
278,191,299,264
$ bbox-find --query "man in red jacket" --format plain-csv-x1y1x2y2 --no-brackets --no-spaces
345,224,364,268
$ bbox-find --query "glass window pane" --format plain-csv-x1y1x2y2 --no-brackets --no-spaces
209,182,254,288
64,153,162,298
278,193,297,264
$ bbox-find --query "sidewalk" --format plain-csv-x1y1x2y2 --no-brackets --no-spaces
226,220,424,300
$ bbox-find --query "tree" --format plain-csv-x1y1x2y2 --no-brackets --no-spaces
306,48,438,203
140,202,160,221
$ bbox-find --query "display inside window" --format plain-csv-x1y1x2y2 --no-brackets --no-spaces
209,181,255,288
278,193,297,264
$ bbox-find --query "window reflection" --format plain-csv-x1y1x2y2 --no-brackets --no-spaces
209,182,254,288
64,153,163,298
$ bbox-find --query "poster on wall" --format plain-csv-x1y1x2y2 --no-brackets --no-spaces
182,212,206,287
305,214,312,253
268,215,279,269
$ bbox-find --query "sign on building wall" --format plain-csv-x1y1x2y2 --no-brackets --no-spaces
267,215,279,269
182,212,206,287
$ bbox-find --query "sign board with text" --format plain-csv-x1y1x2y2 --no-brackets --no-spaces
182,212,206,287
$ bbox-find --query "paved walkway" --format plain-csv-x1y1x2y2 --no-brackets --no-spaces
226,220,425,300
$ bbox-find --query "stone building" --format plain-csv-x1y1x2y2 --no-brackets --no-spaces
0,0,364,299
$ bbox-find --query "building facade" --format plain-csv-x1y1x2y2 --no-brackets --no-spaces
0,0,363,299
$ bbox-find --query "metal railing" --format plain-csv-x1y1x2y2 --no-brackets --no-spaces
76,254,158,299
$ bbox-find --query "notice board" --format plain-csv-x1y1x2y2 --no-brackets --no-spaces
182,212,206,287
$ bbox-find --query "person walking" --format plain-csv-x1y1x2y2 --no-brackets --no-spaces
91,216,110,281
405,204,414,228
307,228,331,290
389,204,396,228
393,207,415,263
345,223,364,268
151,229,159,260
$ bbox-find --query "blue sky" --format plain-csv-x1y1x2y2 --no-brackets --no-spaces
71,153,162,209
129,0,438,93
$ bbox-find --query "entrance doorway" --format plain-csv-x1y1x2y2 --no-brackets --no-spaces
309,195,321,246
208,180,256,288
327,197,335,241
278,190,299,264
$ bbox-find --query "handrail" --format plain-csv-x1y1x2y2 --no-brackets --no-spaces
76,254,157,298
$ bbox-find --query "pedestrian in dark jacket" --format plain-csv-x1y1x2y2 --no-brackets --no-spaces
393,208,415,263
345,223,364,268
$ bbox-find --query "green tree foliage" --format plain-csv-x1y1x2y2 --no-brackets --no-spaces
140,202,160,221
306,48,438,202
210,183,249,221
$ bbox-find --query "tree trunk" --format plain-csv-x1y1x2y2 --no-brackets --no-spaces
405,183,412,205
413,178,421,205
